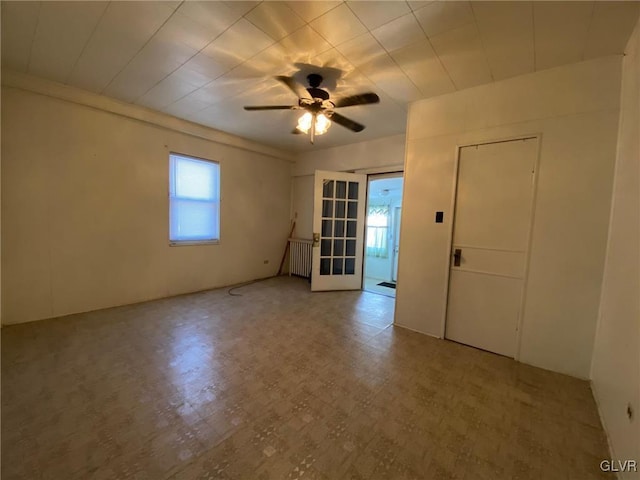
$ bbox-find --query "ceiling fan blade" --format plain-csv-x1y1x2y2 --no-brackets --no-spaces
330,112,365,132
244,105,298,111
291,128,303,135
275,75,311,99
333,92,380,108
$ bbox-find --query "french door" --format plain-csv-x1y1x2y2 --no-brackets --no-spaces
311,170,367,291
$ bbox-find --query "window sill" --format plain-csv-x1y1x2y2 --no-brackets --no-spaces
169,240,220,247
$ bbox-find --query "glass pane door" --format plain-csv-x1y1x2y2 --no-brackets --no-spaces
312,171,366,291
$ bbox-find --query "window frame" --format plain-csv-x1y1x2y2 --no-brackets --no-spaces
168,152,221,247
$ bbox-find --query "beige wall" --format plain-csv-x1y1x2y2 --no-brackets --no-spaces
291,134,405,240
591,18,640,478
1,84,292,325
397,56,622,379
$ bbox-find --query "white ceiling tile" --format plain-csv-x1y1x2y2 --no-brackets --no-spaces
335,32,387,68
278,25,334,60
190,76,259,105
359,54,422,103
245,2,306,41
285,1,342,23
310,3,368,46
371,12,426,53
154,12,222,52
390,39,455,97
225,62,275,84
28,2,108,83
141,36,198,70
222,1,260,18
370,73,423,104
1,2,41,72
533,2,593,71
172,53,231,87
472,1,534,81
177,1,244,33
584,1,640,59
347,1,411,30
310,48,357,79
332,71,377,98
104,65,172,103
68,2,176,93
413,1,474,38
430,23,492,90
408,1,434,12
243,42,292,75
104,42,186,103
201,18,274,67
162,94,212,119
137,75,199,110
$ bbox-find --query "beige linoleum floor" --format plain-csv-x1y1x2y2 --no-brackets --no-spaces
2,276,609,480
363,277,396,298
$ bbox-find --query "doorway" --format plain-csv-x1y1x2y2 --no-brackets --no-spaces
363,173,404,298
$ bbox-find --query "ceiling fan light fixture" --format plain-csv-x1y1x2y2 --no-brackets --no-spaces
296,112,331,136
296,112,312,134
315,113,331,135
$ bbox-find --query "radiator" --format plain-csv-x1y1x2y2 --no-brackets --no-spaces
288,238,313,278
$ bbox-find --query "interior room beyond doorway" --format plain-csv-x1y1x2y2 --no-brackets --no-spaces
363,174,404,298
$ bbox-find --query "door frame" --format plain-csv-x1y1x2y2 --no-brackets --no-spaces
441,133,542,361
362,171,404,290
391,206,401,282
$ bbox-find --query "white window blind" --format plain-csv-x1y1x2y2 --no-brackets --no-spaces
169,153,220,243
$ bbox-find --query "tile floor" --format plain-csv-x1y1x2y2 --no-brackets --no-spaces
2,276,610,479
363,277,396,298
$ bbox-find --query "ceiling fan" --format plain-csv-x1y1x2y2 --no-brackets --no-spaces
243,73,380,144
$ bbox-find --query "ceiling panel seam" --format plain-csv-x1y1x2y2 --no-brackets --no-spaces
582,2,597,62
469,2,495,82
411,8,458,91
65,2,110,86
100,2,183,95
25,1,42,74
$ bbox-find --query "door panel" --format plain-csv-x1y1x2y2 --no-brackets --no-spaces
447,271,524,357
312,170,367,291
445,138,537,357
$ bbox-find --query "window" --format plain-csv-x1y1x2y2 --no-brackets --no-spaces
366,205,389,258
169,153,220,244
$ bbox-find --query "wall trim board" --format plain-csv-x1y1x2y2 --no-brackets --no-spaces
292,133,406,176
2,70,295,162
353,165,404,175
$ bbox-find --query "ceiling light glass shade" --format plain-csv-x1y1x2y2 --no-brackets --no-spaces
296,112,312,133
296,112,332,135
315,113,331,135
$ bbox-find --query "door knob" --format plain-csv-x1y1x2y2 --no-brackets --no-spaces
453,248,462,267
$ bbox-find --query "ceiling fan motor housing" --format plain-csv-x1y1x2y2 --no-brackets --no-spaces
306,73,330,100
